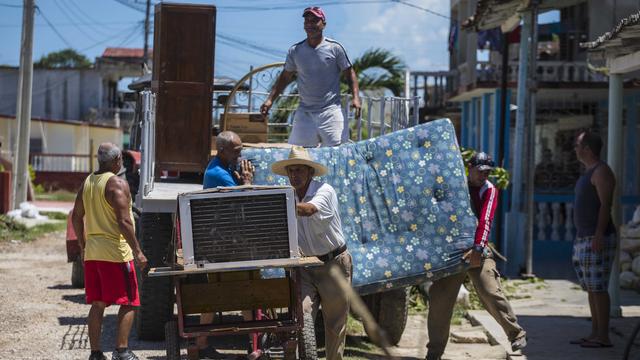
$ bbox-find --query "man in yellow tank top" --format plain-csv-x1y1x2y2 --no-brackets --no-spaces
71,142,147,360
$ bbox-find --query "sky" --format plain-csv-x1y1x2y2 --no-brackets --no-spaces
0,0,452,85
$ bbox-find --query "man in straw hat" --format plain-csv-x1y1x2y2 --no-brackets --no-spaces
272,146,352,360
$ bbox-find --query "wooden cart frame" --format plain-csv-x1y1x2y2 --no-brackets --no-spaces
150,258,321,360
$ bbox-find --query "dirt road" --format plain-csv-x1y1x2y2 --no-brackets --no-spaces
0,230,507,360
0,230,165,360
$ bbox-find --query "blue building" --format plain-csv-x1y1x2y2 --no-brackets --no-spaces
446,0,640,278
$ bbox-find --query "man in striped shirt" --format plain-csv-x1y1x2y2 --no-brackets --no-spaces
426,152,527,360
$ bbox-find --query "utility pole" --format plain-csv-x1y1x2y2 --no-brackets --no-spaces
12,0,35,209
143,0,151,66
523,0,539,278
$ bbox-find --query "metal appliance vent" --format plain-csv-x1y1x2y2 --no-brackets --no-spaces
179,187,298,270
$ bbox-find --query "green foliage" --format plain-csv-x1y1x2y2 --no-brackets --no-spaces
34,48,92,69
460,147,510,189
347,48,407,96
0,215,66,242
28,164,35,182
35,189,77,202
408,285,428,314
39,211,68,220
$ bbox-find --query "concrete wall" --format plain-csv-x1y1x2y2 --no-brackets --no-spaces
0,68,103,121
0,115,122,160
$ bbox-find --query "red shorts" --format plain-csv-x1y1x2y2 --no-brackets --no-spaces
84,260,140,306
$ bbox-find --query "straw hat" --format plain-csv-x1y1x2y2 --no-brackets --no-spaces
271,146,328,177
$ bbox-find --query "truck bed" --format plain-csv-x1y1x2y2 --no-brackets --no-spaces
138,182,203,213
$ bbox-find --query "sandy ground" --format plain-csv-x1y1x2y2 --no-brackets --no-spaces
0,230,509,360
0,231,165,360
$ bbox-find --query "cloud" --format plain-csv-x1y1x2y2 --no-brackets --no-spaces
337,0,451,71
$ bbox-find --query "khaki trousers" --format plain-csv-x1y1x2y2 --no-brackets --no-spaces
426,257,525,357
301,250,352,360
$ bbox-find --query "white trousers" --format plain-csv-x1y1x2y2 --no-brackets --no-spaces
288,106,344,147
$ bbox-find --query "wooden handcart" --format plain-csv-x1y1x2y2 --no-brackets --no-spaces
149,257,322,360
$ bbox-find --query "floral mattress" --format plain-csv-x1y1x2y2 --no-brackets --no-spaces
243,118,476,294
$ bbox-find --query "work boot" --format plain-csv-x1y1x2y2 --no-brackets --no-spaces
88,351,107,360
425,353,441,360
111,348,139,360
511,335,528,351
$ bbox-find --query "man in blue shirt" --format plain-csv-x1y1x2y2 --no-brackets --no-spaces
198,130,255,356
203,131,254,188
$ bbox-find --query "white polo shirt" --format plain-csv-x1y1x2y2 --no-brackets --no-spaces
296,180,345,256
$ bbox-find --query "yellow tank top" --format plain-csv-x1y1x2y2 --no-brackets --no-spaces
82,172,134,262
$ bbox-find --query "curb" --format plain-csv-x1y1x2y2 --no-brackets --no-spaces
467,310,527,360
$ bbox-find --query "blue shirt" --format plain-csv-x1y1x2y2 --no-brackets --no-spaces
203,157,237,189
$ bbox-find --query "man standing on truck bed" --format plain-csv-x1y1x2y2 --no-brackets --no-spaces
260,6,361,147
71,142,147,360
426,152,527,360
272,146,352,360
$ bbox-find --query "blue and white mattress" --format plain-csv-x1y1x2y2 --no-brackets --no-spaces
243,118,476,294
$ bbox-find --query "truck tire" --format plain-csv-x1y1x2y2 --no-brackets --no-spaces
375,287,410,346
362,288,409,346
136,212,174,340
298,312,318,360
71,258,84,289
164,320,180,360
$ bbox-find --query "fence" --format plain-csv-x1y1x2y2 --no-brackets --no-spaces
29,153,95,172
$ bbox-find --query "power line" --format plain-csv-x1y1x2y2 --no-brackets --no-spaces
391,0,450,20
0,21,138,28
0,2,21,8
112,0,150,12
63,0,113,37
53,0,100,42
216,0,388,12
217,32,286,58
35,6,74,48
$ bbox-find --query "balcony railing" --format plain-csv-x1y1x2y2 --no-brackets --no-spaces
475,61,607,84
30,153,95,172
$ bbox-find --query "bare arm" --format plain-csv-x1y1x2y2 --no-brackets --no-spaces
260,70,296,116
71,184,86,254
343,67,361,119
591,164,616,251
105,176,148,269
296,202,318,217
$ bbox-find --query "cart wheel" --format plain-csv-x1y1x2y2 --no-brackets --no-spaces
71,258,84,288
298,312,318,360
165,320,180,360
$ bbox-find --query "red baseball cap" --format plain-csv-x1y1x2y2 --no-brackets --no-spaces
303,6,326,22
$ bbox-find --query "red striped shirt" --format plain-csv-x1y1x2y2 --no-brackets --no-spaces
469,180,498,248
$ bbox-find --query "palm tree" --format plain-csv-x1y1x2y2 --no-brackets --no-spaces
345,47,406,96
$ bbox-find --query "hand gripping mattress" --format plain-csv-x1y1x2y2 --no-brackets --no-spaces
242,118,476,294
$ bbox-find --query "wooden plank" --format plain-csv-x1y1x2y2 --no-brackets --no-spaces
609,50,640,74
148,256,322,277
180,278,291,314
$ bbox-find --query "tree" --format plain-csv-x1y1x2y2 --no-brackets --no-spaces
345,48,406,96
34,48,92,69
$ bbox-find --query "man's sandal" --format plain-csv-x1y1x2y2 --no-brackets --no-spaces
580,340,613,348
569,337,590,344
